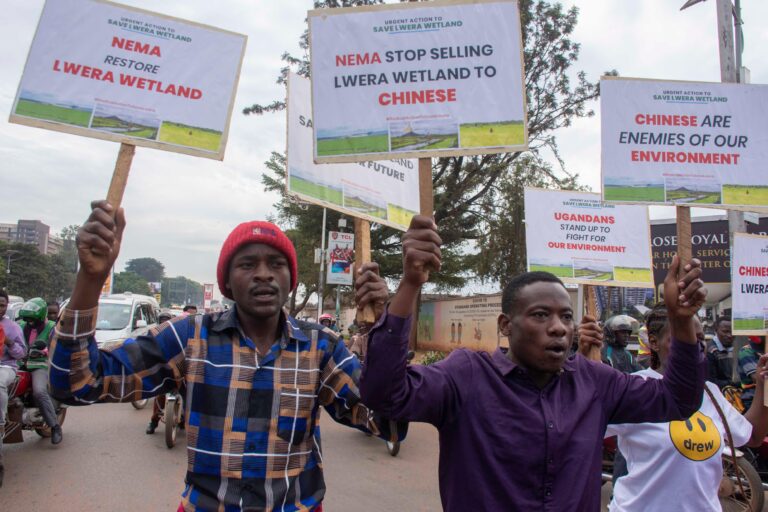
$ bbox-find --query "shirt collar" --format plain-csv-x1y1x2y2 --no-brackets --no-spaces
491,347,576,377
210,306,308,348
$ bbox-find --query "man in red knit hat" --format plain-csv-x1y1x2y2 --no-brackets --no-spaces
48,200,399,512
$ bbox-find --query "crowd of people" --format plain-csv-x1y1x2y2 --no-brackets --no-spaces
0,203,766,511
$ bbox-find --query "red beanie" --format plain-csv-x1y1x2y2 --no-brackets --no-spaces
217,221,298,299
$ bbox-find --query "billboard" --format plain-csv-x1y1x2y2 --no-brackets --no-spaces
308,0,527,162
287,73,419,230
203,283,214,309
326,231,354,286
601,77,768,211
417,294,505,352
10,0,247,160
524,188,653,288
732,233,768,335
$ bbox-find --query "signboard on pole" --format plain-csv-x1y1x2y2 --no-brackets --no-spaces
10,0,247,160
417,294,505,352
308,0,527,163
731,233,768,335
287,73,419,231
326,231,354,286
601,77,768,210
101,268,114,297
203,283,214,309
524,188,654,288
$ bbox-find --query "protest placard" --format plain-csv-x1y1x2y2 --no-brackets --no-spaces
203,284,214,309
417,294,505,352
308,0,527,163
732,233,768,335
326,231,354,286
601,77,768,211
524,188,653,288
287,73,419,231
10,0,246,160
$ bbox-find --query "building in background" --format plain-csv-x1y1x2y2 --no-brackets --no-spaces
0,219,62,254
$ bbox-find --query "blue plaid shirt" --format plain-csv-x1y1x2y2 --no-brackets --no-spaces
50,306,394,511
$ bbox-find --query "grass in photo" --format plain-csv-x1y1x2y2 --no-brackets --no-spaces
614,267,652,283
573,258,614,281
289,175,343,206
529,263,572,278
159,122,222,151
722,184,768,207
15,96,91,127
390,119,458,152
344,194,387,219
459,121,525,147
387,203,418,228
733,317,765,331
664,176,721,204
316,132,389,157
604,183,665,202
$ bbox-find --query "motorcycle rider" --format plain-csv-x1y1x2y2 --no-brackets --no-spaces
47,301,61,323
17,298,63,444
318,313,333,329
0,289,27,487
601,315,642,373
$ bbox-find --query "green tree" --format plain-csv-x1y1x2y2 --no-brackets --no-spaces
113,271,150,294
0,241,50,298
245,0,607,289
126,257,165,282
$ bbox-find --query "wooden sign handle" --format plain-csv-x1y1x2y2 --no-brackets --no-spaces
584,285,602,361
354,218,376,325
106,143,136,211
675,205,692,280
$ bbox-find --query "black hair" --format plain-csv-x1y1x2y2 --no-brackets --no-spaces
48,301,60,308
501,272,567,315
0,289,7,302
715,315,731,328
645,302,670,370
183,305,197,312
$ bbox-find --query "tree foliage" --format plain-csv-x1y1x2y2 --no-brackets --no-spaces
126,257,165,282
0,241,74,301
113,271,150,295
244,0,610,291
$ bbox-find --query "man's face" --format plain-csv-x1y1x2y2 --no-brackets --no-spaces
612,329,632,348
0,297,7,318
320,319,331,327
498,282,574,379
185,306,198,315
47,304,60,322
227,243,291,322
716,320,733,347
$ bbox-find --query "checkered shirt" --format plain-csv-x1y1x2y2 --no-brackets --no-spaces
49,306,387,511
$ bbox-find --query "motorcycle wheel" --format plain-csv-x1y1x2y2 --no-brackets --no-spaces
386,440,400,457
719,455,765,512
165,398,180,449
131,399,149,410
35,407,67,438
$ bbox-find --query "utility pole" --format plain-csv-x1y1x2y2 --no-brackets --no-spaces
317,207,327,319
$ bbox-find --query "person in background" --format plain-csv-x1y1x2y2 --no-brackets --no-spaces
707,315,735,390
0,289,27,487
318,313,333,329
145,309,176,434
47,301,60,323
182,304,197,316
17,298,63,444
601,315,641,374
738,335,765,410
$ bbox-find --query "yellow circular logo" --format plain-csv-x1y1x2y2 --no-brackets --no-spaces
668,411,721,461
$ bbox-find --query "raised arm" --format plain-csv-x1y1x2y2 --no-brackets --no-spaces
358,217,470,427
49,200,185,404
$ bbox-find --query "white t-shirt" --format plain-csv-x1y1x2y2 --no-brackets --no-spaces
606,368,752,512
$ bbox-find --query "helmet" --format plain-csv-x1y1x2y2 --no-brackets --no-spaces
604,315,637,334
19,297,48,323
319,314,333,323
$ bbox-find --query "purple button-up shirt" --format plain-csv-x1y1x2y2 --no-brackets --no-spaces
360,312,705,511
1,316,27,370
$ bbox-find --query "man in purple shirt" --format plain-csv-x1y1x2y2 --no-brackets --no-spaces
0,289,28,488
357,216,707,511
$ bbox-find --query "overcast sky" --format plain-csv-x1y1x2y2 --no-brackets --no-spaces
2,0,766,295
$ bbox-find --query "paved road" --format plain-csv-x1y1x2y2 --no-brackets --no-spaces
2,402,762,510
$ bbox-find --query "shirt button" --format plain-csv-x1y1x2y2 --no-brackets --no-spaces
548,421,554,429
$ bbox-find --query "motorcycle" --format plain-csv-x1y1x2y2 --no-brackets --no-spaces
3,351,67,444
602,437,764,512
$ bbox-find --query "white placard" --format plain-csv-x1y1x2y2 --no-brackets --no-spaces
10,0,246,160
524,188,653,288
308,0,527,163
732,233,768,335
601,77,768,210
287,72,419,231
326,231,354,286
